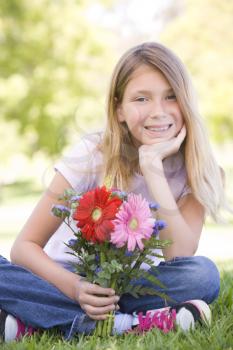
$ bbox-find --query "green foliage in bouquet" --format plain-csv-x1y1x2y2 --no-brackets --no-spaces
52,186,172,336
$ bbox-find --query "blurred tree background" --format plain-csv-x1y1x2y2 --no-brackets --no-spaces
161,0,233,142
0,0,232,174
0,0,232,249
0,0,116,176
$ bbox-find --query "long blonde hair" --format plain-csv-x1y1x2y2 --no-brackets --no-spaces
100,42,226,221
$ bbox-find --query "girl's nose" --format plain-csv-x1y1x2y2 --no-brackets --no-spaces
149,99,164,118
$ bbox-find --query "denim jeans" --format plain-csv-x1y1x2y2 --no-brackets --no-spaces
0,255,220,339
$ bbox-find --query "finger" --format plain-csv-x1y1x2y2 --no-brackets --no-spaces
85,283,116,296
175,126,186,145
83,303,116,316
81,294,119,307
179,125,187,138
182,124,187,133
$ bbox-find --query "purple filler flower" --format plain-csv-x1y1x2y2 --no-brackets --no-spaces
68,238,78,247
51,204,71,219
95,254,100,263
95,266,102,274
153,220,167,236
70,195,82,202
125,250,133,257
149,203,160,211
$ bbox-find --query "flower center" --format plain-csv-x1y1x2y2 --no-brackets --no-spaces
129,217,138,231
91,207,102,222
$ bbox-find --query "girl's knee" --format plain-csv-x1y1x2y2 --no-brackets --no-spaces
162,255,220,304
191,256,220,303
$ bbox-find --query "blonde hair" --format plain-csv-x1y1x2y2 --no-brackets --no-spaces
100,42,226,221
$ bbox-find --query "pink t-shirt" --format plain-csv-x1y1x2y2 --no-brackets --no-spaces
44,132,191,268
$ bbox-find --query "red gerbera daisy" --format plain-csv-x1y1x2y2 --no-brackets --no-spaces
73,186,122,243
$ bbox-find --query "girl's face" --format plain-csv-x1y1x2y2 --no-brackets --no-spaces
117,64,184,147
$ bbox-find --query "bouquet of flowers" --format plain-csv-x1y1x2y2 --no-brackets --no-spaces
52,183,171,336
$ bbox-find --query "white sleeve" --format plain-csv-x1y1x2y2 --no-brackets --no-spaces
179,183,192,199
54,133,103,192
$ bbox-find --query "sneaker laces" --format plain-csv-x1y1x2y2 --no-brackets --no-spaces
16,318,36,340
136,308,176,334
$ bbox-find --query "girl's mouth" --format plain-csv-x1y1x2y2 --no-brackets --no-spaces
144,124,173,132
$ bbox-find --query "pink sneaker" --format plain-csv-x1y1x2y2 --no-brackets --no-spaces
0,309,36,342
130,299,211,334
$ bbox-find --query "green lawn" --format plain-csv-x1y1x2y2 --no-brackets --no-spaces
1,181,233,349
1,261,233,349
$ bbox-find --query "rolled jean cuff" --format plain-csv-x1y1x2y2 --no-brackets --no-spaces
64,313,96,340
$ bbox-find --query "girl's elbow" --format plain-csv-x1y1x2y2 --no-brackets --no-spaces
10,239,24,263
10,242,19,263
164,242,198,260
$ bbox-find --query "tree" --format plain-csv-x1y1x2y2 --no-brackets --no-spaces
161,0,233,142
0,0,115,156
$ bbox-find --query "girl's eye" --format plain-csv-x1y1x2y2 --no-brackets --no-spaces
166,94,176,101
135,97,148,102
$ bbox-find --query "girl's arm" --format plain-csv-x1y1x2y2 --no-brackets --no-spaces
144,163,204,260
10,172,119,320
139,126,205,260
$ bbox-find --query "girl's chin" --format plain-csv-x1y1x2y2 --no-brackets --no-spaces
132,132,176,147
142,136,173,145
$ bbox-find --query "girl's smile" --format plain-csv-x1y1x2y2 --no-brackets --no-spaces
117,64,184,146
144,123,173,137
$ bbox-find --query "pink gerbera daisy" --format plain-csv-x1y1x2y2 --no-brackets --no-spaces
110,193,154,251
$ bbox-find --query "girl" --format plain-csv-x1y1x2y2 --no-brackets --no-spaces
0,42,224,342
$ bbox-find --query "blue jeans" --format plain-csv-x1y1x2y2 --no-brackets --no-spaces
0,255,220,339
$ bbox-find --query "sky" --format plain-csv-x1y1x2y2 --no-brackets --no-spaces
88,0,173,40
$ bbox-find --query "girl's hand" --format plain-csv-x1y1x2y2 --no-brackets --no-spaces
75,279,120,320
139,125,186,174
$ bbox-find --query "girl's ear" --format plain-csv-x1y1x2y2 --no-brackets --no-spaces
116,105,125,122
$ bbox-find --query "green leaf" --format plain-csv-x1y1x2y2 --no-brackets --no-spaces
143,271,166,289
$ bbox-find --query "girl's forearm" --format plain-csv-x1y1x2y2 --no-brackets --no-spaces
143,162,199,259
10,241,81,301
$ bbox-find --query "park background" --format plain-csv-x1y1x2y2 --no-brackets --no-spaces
0,0,232,263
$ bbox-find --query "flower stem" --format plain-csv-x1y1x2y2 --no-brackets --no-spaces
96,277,117,337
96,320,103,337
96,250,107,336
100,250,106,264
96,248,119,336
106,277,117,335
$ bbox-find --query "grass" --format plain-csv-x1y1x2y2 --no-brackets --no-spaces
0,179,42,204
1,180,233,349
1,261,233,350
0,180,41,238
